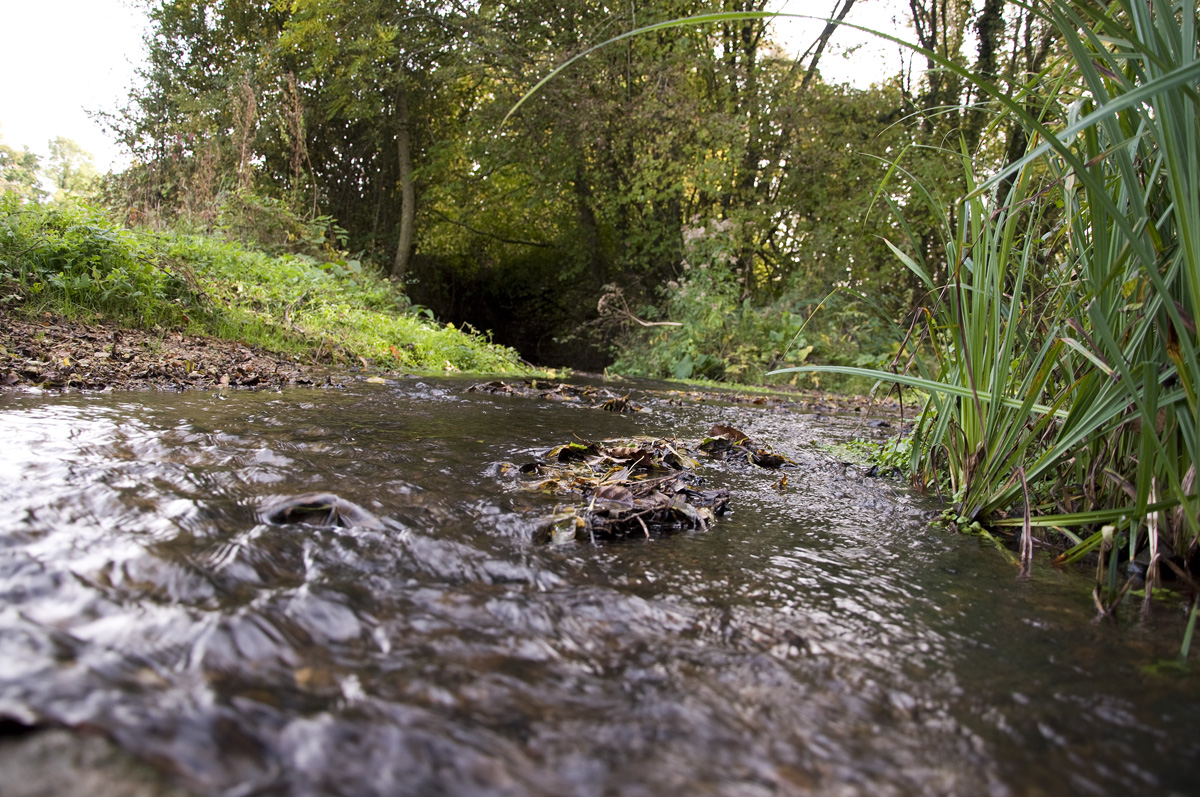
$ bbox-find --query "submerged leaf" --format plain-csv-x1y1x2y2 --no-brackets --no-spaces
699,437,734,457
750,450,795,469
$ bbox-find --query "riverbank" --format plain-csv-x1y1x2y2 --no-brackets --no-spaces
0,308,916,420
0,199,528,385
0,307,315,392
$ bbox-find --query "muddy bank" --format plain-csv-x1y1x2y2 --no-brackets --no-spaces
0,309,323,392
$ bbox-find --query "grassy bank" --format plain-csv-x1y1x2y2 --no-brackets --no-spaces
0,196,527,374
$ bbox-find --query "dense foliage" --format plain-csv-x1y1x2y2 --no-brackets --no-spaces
103,0,1060,374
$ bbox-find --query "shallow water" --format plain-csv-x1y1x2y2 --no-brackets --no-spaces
0,376,1197,796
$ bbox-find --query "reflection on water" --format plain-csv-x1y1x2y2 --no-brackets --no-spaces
0,378,1198,796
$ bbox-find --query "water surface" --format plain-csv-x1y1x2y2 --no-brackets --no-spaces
0,377,1196,795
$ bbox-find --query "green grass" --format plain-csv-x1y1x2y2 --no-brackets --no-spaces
0,196,529,374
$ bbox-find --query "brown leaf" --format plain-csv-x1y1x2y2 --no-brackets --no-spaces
709,424,751,443
750,450,794,469
592,484,635,509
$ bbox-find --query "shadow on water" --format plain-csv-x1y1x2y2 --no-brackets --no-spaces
1,376,1198,796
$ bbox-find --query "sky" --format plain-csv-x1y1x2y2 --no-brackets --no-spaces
0,0,906,176
767,0,908,87
0,0,148,172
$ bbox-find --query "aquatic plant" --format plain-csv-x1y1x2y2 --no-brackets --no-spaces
771,0,1199,600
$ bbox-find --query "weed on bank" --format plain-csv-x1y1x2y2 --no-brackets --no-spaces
0,196,525,374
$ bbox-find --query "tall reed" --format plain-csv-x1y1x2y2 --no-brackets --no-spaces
775,1,1199,583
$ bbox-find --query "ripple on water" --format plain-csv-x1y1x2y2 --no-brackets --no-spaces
0,382,1197,795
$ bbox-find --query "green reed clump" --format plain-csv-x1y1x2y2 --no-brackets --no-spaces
775,0,1199,586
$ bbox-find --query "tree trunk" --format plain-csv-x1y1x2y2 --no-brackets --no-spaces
965,0,1006,152
392,84,416,280
798,0,858,95
573,165,608,287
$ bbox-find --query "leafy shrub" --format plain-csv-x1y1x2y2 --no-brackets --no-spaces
608,218,898,384
0,194,198,324
214,190,350,259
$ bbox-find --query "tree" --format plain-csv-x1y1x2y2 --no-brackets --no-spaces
888,0,1064,292
277,0,461,278
47,137,99,201
0,126,45,202
113,0,466,276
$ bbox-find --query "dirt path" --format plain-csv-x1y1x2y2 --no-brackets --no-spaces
0,309,326,392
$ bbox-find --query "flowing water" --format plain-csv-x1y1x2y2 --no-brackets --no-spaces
0,376,1197,796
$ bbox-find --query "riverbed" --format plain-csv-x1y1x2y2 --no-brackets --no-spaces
1,376,1197,795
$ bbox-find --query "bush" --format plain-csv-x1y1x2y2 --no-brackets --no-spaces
0,194,198,325
0,193,526,374
607,219,899,385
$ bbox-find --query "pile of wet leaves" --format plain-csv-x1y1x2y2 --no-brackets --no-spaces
700,423,798,469
502,438,730,544
467,379,645,412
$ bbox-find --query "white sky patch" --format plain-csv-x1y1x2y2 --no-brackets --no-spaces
766,0,910,88
0,0,148,172
0,0,910,175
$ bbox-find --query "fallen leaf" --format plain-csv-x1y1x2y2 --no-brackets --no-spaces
592,484,635,510
709,424,751,443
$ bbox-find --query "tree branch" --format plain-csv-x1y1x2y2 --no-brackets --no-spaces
430,209,554,249
799,0,858,95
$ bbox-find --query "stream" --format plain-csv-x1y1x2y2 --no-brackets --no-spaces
1,376,1197,796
